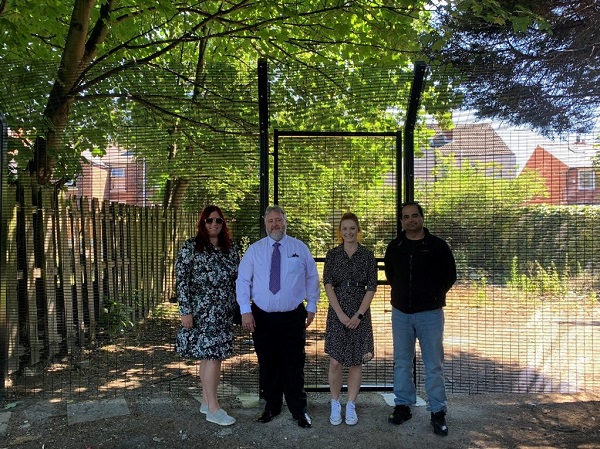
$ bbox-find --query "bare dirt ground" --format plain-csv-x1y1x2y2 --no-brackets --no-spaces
2,286,599,448
1,391,599,448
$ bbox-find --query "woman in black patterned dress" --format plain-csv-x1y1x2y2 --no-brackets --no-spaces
323,212,377,426
175,205,239,426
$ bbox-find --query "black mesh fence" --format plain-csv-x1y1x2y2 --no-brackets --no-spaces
0,60,598,400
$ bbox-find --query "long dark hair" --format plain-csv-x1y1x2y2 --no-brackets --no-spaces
194,205,233,254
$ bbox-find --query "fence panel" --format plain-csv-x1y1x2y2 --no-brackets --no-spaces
1,62,598,401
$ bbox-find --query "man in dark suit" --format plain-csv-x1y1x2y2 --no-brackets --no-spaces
236,205,321,428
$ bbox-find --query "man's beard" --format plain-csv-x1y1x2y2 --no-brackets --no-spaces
268,229,285,241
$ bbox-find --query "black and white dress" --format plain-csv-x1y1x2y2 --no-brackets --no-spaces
323,244,377,366
175,238,239,360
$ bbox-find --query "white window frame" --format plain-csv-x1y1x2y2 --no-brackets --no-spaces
578,170,596,190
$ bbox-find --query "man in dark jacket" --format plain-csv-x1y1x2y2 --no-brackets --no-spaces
384,202,456,436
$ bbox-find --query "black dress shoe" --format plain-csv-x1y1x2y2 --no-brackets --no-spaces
257,409,280,423
296,413,312,428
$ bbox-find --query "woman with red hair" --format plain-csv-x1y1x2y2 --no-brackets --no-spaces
175,205,239,426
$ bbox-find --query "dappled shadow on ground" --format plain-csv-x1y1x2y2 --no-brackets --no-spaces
5,299,598,401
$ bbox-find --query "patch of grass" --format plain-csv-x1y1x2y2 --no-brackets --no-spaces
507,257,568,299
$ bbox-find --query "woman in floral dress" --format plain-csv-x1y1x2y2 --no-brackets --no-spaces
323,212,377,426
175,205,239,426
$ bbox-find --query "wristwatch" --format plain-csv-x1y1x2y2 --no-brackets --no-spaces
357,313,364,320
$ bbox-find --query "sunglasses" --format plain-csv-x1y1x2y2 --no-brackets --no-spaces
205,217,224,225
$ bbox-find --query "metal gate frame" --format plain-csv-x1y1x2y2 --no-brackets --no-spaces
0,110,8,399
252,61,428,392
257,60,428,233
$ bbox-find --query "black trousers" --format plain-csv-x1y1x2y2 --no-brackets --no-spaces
252,302,308,418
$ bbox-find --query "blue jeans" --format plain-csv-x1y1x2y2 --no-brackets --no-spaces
392,307,447,413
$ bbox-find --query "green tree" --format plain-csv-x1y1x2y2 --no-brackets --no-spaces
419,153,547,271
1,0,432,199
273,133,397,254
426,0,600,135
423,153,547,216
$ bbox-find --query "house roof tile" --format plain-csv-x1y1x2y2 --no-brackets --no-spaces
431,123,514,156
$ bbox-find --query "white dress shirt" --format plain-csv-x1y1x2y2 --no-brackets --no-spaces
236,235,321,314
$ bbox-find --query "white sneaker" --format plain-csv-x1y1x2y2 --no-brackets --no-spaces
345,401,358,426
200,403,208,414
330,399,342,425
206,408,236,426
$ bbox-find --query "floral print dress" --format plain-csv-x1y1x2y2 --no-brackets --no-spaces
323,244,377,366
175,238,239,360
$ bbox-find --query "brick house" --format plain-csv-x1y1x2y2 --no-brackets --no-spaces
70,146,150,206
521,142,599,205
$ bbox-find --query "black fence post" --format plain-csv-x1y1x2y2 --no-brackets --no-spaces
258,59,269,237
403,61,428,204
395,129,403,226
273,129,280,205
0,110,8,398
403,61,428,390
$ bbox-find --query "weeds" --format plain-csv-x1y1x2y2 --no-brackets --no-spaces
99,294,135,338
506,256,598,300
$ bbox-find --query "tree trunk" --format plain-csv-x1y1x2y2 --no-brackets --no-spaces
37,0,102,185
163,179,189,210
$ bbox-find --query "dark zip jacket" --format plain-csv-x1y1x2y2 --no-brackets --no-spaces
384,227,456,314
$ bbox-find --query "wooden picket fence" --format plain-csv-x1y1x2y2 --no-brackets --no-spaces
3,184,197,376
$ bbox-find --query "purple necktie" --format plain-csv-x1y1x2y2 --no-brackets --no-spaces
269,242,281,294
